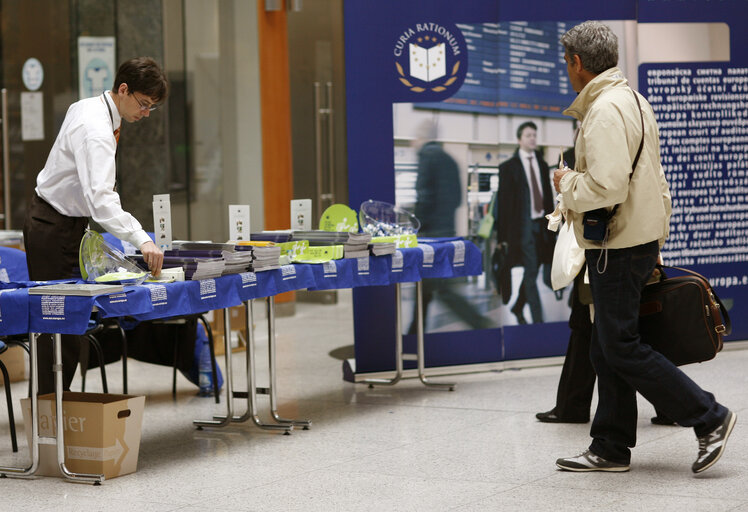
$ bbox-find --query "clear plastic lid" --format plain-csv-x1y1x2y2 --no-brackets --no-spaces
79,230,148,285
358,200,420,237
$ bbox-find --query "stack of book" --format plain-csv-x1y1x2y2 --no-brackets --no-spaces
343,232,372,259
247,245,282,272
370,242,396,256
135,244,230,280
291,231,351,245
222,250,253,275
189,258,226,280
250,231,293,243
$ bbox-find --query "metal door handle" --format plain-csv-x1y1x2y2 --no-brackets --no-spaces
326,82,335,206
314,82,324,218
1,88,10,228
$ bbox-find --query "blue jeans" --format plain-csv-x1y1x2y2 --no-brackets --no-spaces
586,241,727,464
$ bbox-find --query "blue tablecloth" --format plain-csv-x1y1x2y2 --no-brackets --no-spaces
0,238,482,336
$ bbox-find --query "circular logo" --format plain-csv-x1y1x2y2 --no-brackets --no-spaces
22,58,44,91
393,22,467,96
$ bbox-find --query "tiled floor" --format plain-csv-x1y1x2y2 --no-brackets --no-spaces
1,289,746,511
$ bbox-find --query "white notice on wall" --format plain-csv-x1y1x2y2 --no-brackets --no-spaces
78,36,116,99
229,205,250,241
21,92,44,141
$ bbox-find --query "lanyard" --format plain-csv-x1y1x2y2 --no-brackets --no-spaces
102,92,119,190
102,92,114,127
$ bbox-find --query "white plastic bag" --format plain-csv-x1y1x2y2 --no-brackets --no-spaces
550,218,585,291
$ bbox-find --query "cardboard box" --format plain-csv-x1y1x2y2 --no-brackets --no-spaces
21,392,145,479
0,344,28,383
207,306,247,355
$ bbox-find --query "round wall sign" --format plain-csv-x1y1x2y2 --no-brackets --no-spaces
22,58,44,91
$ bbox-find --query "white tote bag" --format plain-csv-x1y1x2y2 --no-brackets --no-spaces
550,218,585,291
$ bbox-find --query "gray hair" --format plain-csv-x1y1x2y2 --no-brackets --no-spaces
560,21,618,75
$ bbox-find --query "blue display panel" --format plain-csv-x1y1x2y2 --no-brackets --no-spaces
419,21,578,118
344,0,748,375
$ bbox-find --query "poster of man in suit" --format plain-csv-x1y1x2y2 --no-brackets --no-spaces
495,121,558,324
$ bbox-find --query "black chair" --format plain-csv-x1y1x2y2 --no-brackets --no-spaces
82,314,219,402
0,339,18,452
80,319,128,394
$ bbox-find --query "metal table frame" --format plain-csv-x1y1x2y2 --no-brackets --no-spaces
194,297,310,433
0,333,105,484
0,295,313,483
360,281,455,390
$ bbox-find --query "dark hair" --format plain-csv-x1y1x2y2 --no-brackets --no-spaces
560,21,618,75
516,121,537,140
112,57,168,102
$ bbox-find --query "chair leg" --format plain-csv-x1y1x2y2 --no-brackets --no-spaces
0,361,18,452
198,315,220,404
172,330,179,400
86,335,108,394
6,341,32,398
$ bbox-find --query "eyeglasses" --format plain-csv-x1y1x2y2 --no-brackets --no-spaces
131,92,158,112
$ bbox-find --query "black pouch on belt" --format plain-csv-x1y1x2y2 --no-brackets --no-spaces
582,208,612,242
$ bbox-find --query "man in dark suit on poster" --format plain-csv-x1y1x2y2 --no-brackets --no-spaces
495,121,554,324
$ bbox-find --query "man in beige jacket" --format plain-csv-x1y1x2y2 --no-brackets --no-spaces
552,21,734,474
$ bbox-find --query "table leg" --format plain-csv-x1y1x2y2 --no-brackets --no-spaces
215,300,291,434
52,333,104,484
360,283,404,387
415,281,455,390
267,296,311,429
0,333,40,478
194,308,233,428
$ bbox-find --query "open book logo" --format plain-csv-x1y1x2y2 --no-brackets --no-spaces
393,23,465,94
410,40,446,82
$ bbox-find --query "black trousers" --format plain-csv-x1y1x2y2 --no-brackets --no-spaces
552,269,675,424
23,193,88,394
553,273,596,420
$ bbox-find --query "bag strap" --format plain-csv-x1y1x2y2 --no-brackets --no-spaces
655,264,732,336
608,89,646,219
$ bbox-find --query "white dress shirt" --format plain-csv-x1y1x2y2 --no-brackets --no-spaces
518,148,545,219
35,91,151,249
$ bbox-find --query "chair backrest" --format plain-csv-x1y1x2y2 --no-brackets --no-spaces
0,246,29,282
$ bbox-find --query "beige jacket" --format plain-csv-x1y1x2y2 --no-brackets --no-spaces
559,67,671,249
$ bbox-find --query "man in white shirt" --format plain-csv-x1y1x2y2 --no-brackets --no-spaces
495,121,554,324
23,56,168,393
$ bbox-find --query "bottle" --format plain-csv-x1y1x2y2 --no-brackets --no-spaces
197,338,212,396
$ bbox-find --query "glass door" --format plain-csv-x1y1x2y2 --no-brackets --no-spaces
287,0,347,224
0,0,74,230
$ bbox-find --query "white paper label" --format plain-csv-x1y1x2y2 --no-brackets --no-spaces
391,250,404,272
451,241,465,267
21,92,44,141
419,244,435,268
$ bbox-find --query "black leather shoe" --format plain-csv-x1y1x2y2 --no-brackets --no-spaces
511,304,527,325
536,409,589,424
651,415,677,426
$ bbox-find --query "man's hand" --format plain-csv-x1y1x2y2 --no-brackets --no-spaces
140,241,164,277
553,168,571,193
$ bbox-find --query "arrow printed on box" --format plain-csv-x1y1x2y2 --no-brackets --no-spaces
66,438,129,463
